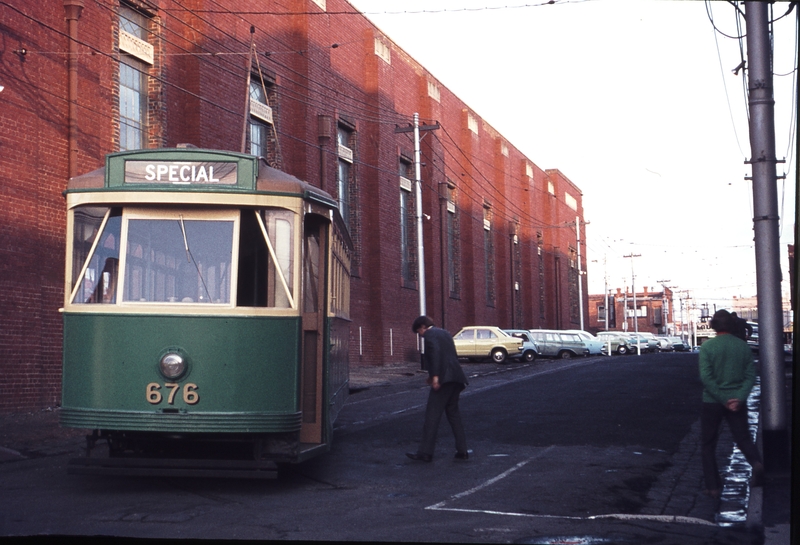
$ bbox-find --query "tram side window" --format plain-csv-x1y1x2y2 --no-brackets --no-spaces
123,218,233,304
71,207,122,304
237,209,294,308
303,221,320,313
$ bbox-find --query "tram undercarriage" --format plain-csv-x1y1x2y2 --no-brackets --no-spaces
68,430,322,479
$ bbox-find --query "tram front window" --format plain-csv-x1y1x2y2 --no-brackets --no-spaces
123,216,234,304
237,208,295,308
70,206,122,304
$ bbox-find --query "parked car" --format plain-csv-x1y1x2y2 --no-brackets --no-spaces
635,332,661,352
667,336,691,351
453,326,523,363
503,329,539,362
625,333,653,354
595,332,631,355
528,330,589,359
654,337,674,351
562,330,605,355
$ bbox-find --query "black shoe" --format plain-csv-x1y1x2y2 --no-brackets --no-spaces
406,452,432,462
454,451,469,460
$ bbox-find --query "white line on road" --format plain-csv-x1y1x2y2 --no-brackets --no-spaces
425,445,716,528
425,446,555,510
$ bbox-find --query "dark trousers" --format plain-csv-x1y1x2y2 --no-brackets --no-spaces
700,401,762,490
418,382,467,457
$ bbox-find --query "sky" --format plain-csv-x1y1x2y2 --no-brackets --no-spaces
348,0,797,311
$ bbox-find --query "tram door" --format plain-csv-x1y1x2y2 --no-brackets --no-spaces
300,215,328,443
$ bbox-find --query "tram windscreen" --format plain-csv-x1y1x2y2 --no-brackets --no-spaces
123,218,234,304
237,209,294,308
70,206,122,304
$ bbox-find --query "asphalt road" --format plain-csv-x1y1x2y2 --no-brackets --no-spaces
0,352,763,544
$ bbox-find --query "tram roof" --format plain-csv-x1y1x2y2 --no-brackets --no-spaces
66,151,336,209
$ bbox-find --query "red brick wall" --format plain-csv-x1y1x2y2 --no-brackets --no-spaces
0,0,586,413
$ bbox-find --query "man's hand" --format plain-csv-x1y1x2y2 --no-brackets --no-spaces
430,376,440,391
726,398,741,412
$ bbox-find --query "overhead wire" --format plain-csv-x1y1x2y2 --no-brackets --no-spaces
6,0,612,264
150,0,586,239
708,0,747,158
161,1,577,17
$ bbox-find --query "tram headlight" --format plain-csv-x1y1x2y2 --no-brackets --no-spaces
159,352,186,379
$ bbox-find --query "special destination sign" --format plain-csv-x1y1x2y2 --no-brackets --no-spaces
124,160,238,185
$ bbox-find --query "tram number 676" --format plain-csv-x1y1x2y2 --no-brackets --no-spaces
146,382,199,405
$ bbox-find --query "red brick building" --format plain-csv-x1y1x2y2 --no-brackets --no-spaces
0,0,586,413
587,287,674,336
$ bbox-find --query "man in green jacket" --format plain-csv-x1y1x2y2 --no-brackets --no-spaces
699,309,764,498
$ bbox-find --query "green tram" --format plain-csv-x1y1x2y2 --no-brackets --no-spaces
61,148,351,478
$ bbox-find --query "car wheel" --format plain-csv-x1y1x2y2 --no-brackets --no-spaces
491,348,507,364
617,345,627,355
522,350,536,363
558,350,573,359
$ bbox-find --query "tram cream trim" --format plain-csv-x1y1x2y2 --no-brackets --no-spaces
61,306,300,317
66,193,306,310
66,191,305,212
63,196,305,316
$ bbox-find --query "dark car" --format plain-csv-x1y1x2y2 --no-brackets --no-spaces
667,336,691,351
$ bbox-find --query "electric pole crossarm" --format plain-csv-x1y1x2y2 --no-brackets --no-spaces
394,122,440,134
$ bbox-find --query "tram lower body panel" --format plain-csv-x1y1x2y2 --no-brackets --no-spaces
61,312,326,471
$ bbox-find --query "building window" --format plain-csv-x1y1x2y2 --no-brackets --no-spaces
249,75,279,166
568,245,579,323
511,222,523,327
336,125,354,230
399,158,415,287
537,230,545,319
483,205,495,307
119,6,150,151
598,305,606,322
446,184,460,298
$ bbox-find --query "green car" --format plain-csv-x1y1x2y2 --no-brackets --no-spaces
453,326,523,364
596,332,631,355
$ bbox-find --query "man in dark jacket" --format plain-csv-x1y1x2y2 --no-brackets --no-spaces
406,316,469,462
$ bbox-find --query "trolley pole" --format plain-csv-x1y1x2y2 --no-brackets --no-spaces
744,1,788,470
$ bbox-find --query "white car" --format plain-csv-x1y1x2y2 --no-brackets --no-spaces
654,337,674,351
562,330,605,355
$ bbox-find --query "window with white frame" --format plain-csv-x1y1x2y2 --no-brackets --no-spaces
119,5,151,151
337,124,354,230
399,157,415,286
249,76,273,159
446,183,460,298
483,205,495,306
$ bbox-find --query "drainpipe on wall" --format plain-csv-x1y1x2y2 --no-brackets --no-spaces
64,0,84,179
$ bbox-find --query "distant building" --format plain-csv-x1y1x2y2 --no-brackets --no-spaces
587,286,673,336
731,296,760,322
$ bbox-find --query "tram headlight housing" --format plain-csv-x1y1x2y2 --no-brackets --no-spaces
159,352,186,379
